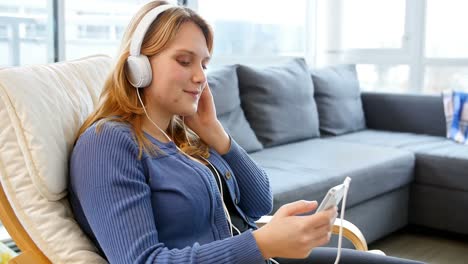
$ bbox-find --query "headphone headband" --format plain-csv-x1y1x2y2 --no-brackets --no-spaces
130,4,176,56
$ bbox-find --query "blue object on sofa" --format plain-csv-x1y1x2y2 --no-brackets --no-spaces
443,90,468,144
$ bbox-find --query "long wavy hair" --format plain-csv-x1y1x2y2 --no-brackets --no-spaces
76,0,214,159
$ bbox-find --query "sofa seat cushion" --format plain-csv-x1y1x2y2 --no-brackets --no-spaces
331,129,445,149
332,130,468,192
249,139,415,212
410,141,468,192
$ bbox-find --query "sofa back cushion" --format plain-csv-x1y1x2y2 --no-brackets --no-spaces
237,58,320,147
208,65,263,152
311,64,366,135
362,92,445,137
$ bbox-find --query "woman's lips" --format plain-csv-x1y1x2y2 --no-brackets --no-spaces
184,90,200,99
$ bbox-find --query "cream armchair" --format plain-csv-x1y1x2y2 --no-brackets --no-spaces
0,56,368,264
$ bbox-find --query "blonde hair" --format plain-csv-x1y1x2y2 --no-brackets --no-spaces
76,1,214,159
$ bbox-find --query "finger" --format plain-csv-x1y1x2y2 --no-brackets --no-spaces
315,206,337,220
313,217,334,231
197,85,215,112
325,206,338,220
307,230,332,250
276,200,318,217
312,224,333,240
304,211,332,228
316,231,332,246
200,83,212,98
195,93,211,114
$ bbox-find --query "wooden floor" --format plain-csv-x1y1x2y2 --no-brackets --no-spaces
369,226,468,264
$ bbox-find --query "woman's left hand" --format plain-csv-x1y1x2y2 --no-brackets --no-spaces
183,83,231,154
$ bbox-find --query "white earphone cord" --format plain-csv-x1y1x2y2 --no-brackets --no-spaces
136,89,173,142
334,181,350,264
201,153,281,264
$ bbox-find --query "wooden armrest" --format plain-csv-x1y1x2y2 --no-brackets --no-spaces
7,250,50,264
0,183,51,264
332,218,368,251
255,216,368,251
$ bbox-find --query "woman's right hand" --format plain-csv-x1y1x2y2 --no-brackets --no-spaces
252,200,338,259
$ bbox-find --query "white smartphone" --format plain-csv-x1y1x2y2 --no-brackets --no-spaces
316,177,351,213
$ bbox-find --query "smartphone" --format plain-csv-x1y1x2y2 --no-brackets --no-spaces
316,177,351,213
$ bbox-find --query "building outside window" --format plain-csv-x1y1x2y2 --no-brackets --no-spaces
0,1,50,66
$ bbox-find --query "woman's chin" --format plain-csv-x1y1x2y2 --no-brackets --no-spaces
178,107,197,117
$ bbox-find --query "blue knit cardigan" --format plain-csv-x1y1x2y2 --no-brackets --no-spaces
69,121,273,263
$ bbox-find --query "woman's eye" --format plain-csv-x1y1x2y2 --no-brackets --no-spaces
202,65,207,70
178,60,190,66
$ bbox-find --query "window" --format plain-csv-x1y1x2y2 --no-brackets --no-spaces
197,0,309,64
358,64,409,93
77,25,111,40
24,23,47,39
64,0,141,60
320,0,468,94
424,66,468,93
425,0,468,58
341,0,406,49
423,0,468,93
316,0,410,93
0,25,8,38
0,1,50,66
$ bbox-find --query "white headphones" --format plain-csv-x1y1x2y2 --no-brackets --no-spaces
126,4,176,88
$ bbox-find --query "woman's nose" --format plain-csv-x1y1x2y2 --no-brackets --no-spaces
192,65,207,85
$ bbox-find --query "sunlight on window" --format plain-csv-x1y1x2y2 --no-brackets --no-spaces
198,0,307,57
426,0,468,58
424,66,468,94
342,0,405,49
357,64,409,93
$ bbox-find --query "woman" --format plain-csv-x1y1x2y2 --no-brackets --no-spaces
69,1,425,263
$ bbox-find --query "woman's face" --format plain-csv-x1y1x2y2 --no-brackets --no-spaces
145,21,210,118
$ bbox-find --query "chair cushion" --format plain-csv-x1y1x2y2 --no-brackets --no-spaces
0,55,110,263
208,65,263,152
0,56,110,200
249,138,415,212
237,58,320,147
311,64,366,135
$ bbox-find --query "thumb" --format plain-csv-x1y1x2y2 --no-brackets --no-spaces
276,200,318,217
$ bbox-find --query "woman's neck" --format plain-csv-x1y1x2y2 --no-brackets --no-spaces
141,115,173,143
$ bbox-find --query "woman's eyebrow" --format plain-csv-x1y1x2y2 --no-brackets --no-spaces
175,49,211,61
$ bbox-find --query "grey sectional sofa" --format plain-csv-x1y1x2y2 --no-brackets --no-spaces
207,58,468,247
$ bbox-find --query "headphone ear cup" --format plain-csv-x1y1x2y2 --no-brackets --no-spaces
125,55,152,88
